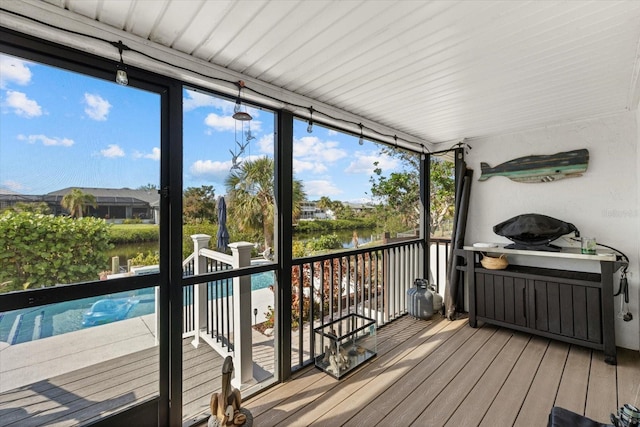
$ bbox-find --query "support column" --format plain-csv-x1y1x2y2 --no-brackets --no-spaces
229,242,255,389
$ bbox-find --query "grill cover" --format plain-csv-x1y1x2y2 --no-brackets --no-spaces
493,213,579,251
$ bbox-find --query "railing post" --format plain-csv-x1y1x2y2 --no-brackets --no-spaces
229,241,255,389
191,234,211,348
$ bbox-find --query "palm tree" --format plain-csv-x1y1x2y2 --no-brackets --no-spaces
61,189,97,218
225,157,305,249
316,196,332,213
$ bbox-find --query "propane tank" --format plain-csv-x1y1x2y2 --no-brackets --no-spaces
429,285,443,313
408,279,433,320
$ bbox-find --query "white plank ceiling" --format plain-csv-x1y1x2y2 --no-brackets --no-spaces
6,0,640,148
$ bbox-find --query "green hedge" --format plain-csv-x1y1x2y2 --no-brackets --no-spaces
108,224,159,244
182,223,218,257
304,234,343,252
0,212,112,290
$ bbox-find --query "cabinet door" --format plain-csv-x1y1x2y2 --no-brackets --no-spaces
532,279,602,343
476,272,527,327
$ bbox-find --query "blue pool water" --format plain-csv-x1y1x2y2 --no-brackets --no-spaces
0,271,274,345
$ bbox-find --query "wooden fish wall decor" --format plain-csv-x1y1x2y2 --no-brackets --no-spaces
479,149,589,183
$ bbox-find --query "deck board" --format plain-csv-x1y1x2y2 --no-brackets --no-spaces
617,347,640,408
444,332,530,426
411,329,512,425
585,351,617,422
554,345,591,414
244,314,428,424
301,318,453,426
0,339,221,426
374,325,501,426
246,316,636,427
479,336,549,426
2,315,636,426
514,340,569,425
346,318,478,426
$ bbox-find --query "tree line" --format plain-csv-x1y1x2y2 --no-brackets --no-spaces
0,147,454,291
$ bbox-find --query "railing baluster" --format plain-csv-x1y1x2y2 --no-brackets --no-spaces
353,254,358,315
215,280,221,341
400,246,404,317
338,256,343,317
374,250,379,323
309,261,315,359
298,264,304,368
363,252,367,314
329,259,334,321
435,241,441,293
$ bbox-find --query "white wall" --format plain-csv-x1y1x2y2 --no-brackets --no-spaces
465,111,640,350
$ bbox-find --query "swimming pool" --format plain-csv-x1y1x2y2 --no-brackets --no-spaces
0,270,274,345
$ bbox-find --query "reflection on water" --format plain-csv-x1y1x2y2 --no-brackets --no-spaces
294,228,379,248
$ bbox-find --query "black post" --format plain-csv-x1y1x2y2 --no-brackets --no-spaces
420,153,430,287
166,80,183,427
275,110,293,380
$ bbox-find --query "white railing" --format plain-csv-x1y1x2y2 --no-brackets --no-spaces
186,234,255,389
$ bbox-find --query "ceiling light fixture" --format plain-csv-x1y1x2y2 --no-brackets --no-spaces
358,123,364,145
232,81,252,121
113,40,129,86
307,106,314,133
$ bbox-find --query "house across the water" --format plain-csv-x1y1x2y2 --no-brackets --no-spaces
0,187,160,223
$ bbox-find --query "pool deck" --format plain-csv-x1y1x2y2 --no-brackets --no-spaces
0,314,157,393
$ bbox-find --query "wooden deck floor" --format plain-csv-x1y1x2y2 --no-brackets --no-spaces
0,339,223,426
1,316,638,426
245,315,640,427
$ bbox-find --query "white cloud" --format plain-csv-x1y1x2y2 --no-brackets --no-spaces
204,113,236,132
345,151,399,174
5,90,42,117
190,154,262,181
134,147,160,161
291,136,347,175
256,134,274,154
147,147,161,160
18,133,73,147
1,180,27,192
184,90,234,113
84,93,111,121
0,55,32,89
303,180,343,197
190,159,231,179
294,136,347,162
293,159,328,174
327,129,338,136
100,144,125,158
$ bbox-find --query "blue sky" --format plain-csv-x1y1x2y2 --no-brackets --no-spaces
0,53,403,202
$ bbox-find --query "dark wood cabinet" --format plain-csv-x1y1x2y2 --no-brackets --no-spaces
465,247,625,365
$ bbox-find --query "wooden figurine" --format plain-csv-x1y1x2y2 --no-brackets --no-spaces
210,356,247,426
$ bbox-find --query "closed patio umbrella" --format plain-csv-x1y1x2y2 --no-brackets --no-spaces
216,196,230,251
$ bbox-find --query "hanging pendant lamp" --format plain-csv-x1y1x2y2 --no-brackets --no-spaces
232,81,252,121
